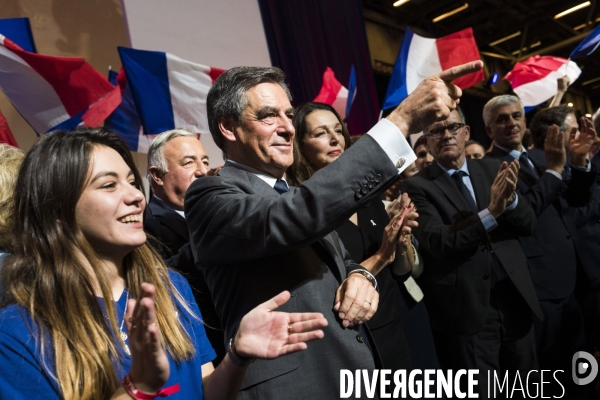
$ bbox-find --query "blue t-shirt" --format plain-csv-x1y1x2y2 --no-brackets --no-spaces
0,270,216,399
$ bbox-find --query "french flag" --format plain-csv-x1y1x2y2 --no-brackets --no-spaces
104,68,148,153
117,47,225,136
504,55,581,110
383,27,483,111
314,67,351,120
0,34,117,134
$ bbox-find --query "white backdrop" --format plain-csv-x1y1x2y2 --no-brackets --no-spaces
121,0,272,166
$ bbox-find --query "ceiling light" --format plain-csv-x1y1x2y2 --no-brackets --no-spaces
567,102,574,107
511,41,541,55
490,31,521,47
433,3,469,23
583,76,600,85
554,1,591,19
393,0,409,6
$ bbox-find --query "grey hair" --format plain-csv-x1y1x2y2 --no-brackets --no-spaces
147,128,197,173
206,66,292,157
482,95,524,126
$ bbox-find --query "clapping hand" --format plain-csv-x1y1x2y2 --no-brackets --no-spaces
544,125,567,174
125,283,171,395
488,161,519,218
234,291,328,359
569,117,597,167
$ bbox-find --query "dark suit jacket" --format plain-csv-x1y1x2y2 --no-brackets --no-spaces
144,196,225,361
401,159,541,335
487,147,596,299
336,200,410,370
144,197,198,279
185,135,401,399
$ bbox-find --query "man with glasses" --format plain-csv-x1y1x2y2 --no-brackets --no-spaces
401,107,541,396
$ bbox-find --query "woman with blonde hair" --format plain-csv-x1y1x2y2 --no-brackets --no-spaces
0,128,326,399
0,143,24,264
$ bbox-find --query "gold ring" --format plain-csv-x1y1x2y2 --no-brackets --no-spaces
288,324,293,335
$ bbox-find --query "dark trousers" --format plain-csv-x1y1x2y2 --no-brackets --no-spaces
433,279,538,399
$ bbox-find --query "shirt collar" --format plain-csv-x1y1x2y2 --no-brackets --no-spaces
436,159,470,177
227,159,288,188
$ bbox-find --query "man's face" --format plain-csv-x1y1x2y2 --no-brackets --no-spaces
465,143,485,159
486,103,526,151
229,83,295,178
425,110,470,169
159,136,209,210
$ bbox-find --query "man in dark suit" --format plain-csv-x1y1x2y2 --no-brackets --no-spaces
144,128,226,363
401,107,541,397
185,63,483,399
484,98,596,396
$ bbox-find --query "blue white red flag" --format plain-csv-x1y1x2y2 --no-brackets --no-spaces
104,68,155,153
504,55,581,110
0,17,36,53
0,34,118,134
0,108,17,146
570,25,600,59
345,65,357,121
117,47,225,136
314,67,350,119
382,27,483,111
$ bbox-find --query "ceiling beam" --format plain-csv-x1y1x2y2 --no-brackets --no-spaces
517,31,590,61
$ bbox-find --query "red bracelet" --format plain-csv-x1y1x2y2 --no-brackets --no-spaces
122,373,180,399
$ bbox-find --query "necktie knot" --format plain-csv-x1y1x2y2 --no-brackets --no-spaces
452,170,468,180
518,151,539,178
274,180,290,194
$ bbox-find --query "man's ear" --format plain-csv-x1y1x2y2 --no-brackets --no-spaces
148,166,164,186
464,125,471,141
219,118,237,143
485,126,493,139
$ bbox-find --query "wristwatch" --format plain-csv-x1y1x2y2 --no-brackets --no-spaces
227,337,255,367
348,269,378,291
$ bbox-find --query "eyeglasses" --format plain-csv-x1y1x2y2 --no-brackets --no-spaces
426,123,466,139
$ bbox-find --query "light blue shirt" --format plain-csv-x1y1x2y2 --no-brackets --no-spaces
436,160,518,232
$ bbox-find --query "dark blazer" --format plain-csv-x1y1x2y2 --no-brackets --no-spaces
185,135,401,399
144,196,225,362
487,147,596,299
401,159,541,335
336,200,409,370
144,197,199,280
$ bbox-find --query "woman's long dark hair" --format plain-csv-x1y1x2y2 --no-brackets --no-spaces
1,128,194,400
287,102,351,186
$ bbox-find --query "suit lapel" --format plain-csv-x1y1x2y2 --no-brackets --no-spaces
468,160,488,211
221,163,344,282
430,162,474,216
149,198,189,240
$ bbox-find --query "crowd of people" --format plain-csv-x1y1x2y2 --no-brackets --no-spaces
0,59,599,400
